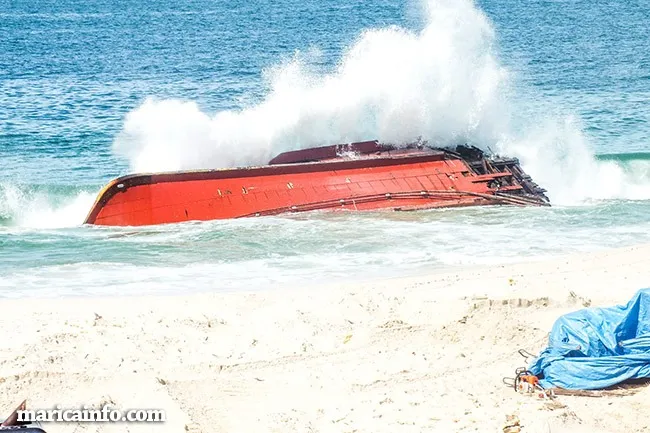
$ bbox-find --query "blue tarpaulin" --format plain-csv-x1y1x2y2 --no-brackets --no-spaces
529,288,650,390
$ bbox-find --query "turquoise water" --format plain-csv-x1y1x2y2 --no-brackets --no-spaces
1,0,649,297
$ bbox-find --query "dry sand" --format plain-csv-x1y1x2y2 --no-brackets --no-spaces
1,244,650,433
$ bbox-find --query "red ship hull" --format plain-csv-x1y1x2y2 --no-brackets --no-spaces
85,141,548,226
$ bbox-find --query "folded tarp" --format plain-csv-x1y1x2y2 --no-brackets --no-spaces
529,288,650,390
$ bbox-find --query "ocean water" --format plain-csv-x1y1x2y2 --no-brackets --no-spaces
1,0,649,297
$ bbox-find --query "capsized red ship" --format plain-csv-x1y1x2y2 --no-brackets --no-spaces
85,140,549,226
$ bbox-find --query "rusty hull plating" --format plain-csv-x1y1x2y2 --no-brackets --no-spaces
85,140,549,226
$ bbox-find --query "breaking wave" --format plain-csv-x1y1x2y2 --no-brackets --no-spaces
114,0,507,169
112,0,650,205
497,116,650,204
0,183,96,229
597,152,650,162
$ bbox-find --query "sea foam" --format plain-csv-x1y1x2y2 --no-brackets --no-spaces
0,183,95,229
113,0,650,205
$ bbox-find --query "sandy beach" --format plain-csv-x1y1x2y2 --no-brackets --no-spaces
1,244,649,433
